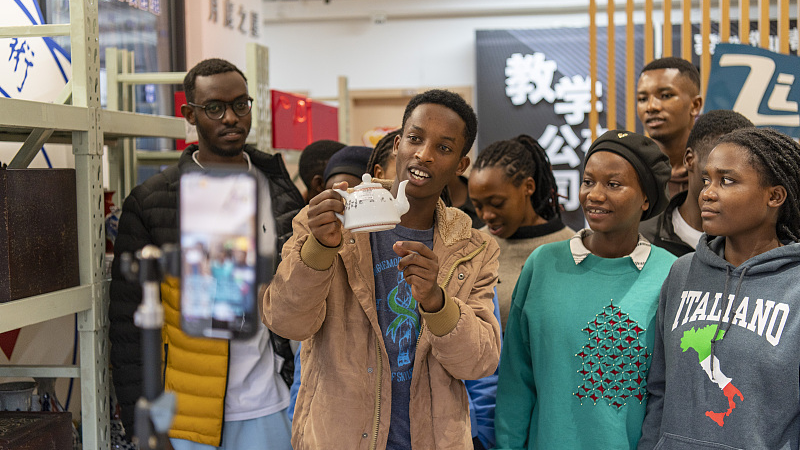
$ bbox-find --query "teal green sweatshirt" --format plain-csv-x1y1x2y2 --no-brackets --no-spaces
495,238,676,449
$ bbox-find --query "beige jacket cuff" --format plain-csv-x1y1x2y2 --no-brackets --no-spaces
420,286,461,337
300,233,342,271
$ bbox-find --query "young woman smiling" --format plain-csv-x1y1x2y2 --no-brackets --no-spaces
495,131,677,449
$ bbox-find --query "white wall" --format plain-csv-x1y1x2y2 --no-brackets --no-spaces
259,0,592,98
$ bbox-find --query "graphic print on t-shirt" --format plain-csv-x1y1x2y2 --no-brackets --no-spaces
574,300,649,409
371,225,432,449
385,271,421,369
680,325,744,426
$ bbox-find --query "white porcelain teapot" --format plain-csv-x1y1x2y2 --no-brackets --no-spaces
333,174,410,232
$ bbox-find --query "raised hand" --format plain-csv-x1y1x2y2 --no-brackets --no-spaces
393,240,444,313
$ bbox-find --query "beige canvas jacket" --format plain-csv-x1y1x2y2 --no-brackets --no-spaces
263,193,501,450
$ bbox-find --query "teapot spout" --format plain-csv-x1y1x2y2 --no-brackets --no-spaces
394,180,410,217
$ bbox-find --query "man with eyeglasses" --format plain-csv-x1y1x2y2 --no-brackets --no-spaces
109,58,303,450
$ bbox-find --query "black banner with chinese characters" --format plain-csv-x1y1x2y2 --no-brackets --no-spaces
476,27,643,231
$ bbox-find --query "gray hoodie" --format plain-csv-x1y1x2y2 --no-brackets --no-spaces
639,234,800,450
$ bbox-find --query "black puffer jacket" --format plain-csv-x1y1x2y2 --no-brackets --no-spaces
109,145,303,437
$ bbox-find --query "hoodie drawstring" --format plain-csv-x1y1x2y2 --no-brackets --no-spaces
710,266,748,381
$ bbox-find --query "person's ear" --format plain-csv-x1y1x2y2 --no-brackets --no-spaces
373,164,386,179
690,95,703,118
455,156,470,177
181,104,196,126
642,196,650,212
684,147,695,171
524,176,536,196
768,185,787,209
392,134,401,156
310,174,325,196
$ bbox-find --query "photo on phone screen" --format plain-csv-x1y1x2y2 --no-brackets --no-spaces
179,169,261,340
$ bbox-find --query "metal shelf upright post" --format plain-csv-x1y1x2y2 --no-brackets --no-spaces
70,1,110,447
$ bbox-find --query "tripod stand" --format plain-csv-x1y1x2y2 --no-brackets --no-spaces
121,244,178,450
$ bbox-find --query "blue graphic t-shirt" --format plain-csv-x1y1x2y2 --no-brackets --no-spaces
370,225,434,449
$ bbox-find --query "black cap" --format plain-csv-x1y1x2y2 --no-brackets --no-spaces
323,146,373,183
585,130,671,221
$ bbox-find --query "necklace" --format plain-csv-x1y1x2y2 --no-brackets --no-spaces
191,150,252,171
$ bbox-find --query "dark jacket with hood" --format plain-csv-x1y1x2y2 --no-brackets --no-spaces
639,191,696,257
109,144,304,441
639,234,800,450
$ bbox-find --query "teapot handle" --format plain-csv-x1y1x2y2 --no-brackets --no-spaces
332,189,348,227
334,212,345,226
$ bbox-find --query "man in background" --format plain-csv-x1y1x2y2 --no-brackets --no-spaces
110,58,303,450
298,139,346,203
640,109,753,256
636,57,703,196
322,145,373,189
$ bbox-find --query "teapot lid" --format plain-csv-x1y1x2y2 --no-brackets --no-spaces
353,173,381,189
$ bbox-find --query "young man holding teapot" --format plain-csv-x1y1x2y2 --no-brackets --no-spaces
262,89,501,450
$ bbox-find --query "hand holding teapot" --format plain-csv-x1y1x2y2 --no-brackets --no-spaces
332,174,410,233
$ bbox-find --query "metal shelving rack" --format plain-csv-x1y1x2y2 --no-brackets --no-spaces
0,3,348,446
0,1,181,448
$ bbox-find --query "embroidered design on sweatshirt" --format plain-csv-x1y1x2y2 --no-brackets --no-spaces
680,325,744,426
575,300,649,408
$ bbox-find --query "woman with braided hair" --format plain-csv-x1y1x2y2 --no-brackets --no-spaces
468,134,574,330
639,127,800,449
367,129,401,179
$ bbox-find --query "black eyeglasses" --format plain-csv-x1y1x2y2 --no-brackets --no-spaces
188,96,253,120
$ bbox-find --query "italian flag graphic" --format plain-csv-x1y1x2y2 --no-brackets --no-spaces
680,325,744,426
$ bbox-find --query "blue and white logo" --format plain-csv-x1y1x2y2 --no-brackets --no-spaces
706,43,800,136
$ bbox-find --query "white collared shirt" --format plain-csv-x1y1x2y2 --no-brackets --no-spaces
569,228,652,270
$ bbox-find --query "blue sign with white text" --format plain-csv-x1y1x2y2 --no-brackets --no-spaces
706,43,800,137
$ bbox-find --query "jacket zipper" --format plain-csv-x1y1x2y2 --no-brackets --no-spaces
440,241,488,289
370,337,382,450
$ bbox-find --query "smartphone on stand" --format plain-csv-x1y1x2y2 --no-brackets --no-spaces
179,168,275,340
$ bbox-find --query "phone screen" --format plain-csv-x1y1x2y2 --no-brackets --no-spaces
179,170,260,339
